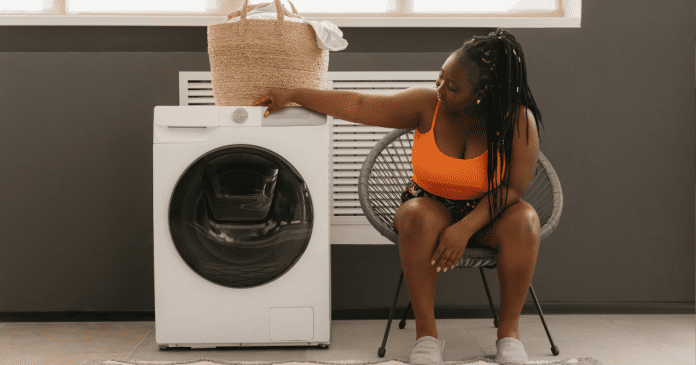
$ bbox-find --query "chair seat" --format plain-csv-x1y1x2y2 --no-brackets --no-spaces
457,246,498,268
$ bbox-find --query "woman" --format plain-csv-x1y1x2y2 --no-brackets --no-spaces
254,28,543,365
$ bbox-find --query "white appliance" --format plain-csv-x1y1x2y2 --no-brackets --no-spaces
153,105,331,350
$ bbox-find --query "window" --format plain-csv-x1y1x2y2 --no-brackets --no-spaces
0,0,581,27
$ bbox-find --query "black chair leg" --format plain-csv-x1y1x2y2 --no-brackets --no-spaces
378,269,406,358
400,301,412,329
479,267,499,328
529,284,560,356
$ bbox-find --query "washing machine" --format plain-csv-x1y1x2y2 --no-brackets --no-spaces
153,105,331,349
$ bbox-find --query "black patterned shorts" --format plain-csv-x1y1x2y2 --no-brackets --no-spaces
400,177,486,228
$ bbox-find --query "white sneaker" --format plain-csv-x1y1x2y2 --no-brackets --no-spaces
495,337,529,365
409,336,445,365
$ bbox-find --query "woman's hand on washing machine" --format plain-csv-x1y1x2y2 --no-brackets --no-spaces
252,88,295,117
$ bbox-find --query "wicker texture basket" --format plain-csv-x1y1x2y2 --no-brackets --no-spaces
207,0,329,106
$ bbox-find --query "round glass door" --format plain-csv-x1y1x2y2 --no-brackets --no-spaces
168,145,313,288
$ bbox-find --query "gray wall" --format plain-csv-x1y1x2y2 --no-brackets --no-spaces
0,0,694,318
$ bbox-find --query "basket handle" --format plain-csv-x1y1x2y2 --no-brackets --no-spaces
228,0,301,34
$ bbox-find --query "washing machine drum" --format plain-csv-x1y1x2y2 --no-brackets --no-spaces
168,145,313,288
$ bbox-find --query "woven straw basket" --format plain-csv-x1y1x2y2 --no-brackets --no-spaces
207,0,329,106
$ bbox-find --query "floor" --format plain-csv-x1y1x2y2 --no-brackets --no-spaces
0,314,693,365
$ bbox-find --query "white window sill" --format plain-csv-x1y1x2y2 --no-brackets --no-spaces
0,15,580,28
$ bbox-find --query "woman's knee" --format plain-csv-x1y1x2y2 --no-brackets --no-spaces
394,197,451,238
497,200,541,243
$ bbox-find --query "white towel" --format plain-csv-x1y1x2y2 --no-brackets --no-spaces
227,3,349,52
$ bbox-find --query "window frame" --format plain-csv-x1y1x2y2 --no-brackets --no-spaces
0,0,581,27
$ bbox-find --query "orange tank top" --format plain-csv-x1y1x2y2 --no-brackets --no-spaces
411,101,506,200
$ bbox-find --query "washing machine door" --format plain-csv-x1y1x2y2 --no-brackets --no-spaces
168,145,313,288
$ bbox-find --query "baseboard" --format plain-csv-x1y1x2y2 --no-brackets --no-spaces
0,302,692,322
369,302,696,320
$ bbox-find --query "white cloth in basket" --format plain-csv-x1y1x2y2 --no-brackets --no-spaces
226,3,348,52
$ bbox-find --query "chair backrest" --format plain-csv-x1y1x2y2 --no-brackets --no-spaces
358,128,564,245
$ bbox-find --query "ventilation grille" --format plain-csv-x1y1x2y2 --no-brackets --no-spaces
327,73,437,219
179,71,217,106
179,71,438,223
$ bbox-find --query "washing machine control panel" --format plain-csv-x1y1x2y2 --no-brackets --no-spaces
153,106,328,142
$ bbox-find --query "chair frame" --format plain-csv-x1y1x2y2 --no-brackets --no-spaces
357,128,564,358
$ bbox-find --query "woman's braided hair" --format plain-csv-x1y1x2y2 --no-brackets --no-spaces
452,28,544,224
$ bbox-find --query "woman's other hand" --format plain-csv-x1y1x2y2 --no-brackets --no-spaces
431,225,474,273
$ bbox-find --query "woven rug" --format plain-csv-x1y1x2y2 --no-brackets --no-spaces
81,357,605,365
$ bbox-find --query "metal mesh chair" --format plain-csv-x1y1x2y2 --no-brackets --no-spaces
357,128,564,358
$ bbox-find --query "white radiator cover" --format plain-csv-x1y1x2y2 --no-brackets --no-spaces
179,71,438,245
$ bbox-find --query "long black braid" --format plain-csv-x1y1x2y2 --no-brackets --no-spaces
452,28,544,224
